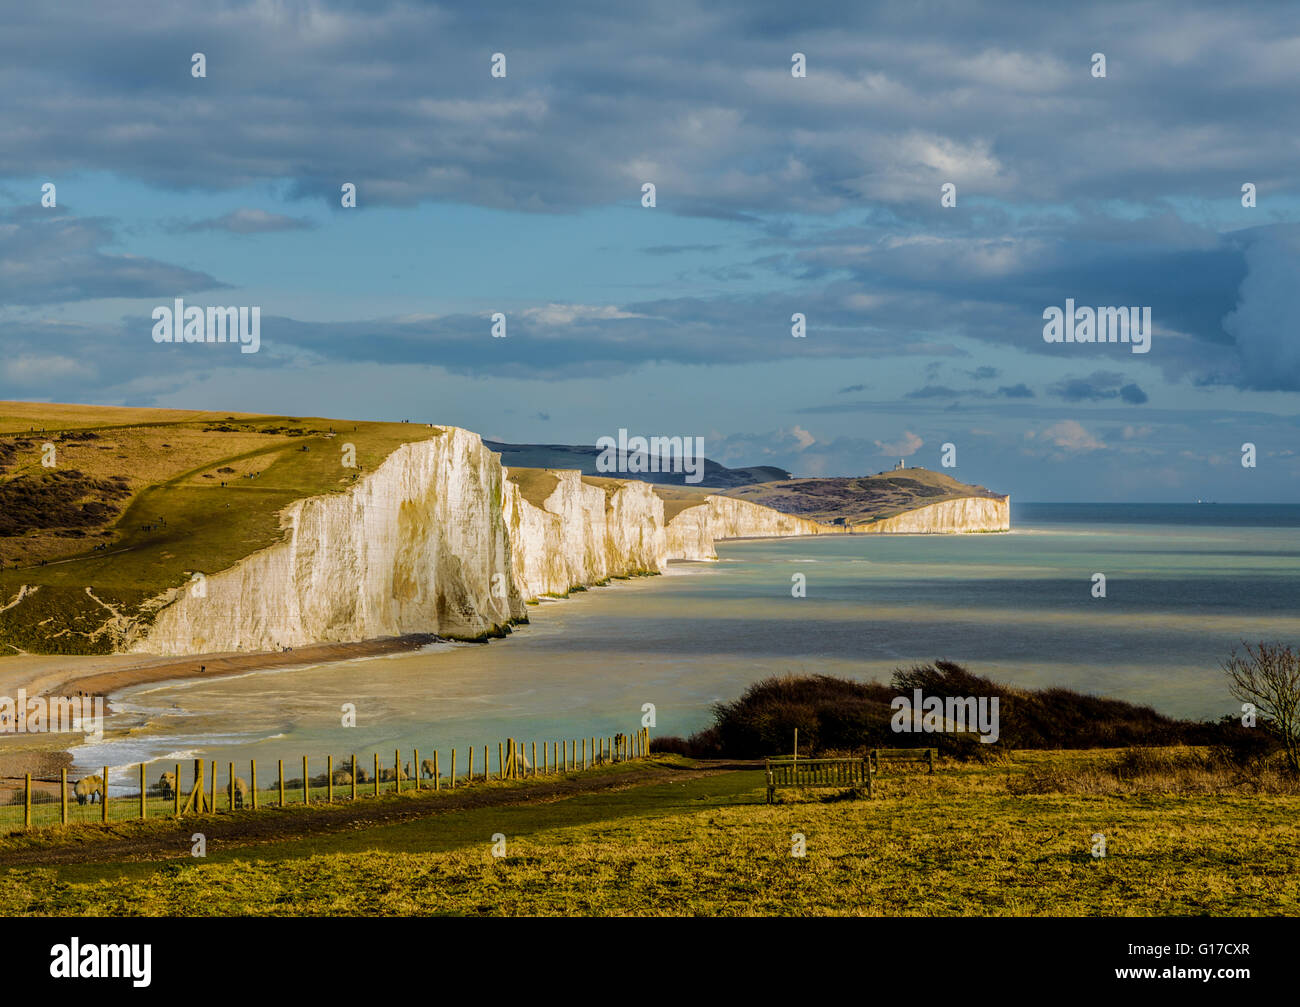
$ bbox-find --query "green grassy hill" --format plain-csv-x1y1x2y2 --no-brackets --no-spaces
0,402,439,653
718,467,1007,526
0,751,1294,916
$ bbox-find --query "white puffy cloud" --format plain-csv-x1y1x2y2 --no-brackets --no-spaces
874,430,924,457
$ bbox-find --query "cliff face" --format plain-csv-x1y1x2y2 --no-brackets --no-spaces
134,428,527,654
855,495,1010,534
503,470,665,599
664,497,834,560
701,496,836,542
131,427,1008,653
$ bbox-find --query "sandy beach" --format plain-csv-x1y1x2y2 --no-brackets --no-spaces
0,634,440,788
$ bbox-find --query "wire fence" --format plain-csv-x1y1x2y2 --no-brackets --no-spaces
3,727,652,831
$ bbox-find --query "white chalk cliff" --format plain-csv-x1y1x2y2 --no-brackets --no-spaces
131,427,1006,654
853,495,1009,534
134,428,526,654
502,470,666,600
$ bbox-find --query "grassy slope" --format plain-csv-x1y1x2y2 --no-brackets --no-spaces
0,403,442,653
719,467,1006,526
1,752,1295,916
503,467,560,508
650,484,714,521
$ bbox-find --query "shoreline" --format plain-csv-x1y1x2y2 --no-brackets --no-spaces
0,634,440,786
44,634,442,702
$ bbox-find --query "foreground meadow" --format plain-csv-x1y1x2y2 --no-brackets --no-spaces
0,752,1295,916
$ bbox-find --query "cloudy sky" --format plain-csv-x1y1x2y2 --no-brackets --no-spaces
2,0,1298,501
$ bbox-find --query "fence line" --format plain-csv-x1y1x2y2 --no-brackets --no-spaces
3,727,652,832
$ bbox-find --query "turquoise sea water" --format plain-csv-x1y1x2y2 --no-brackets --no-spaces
72,504,1300,787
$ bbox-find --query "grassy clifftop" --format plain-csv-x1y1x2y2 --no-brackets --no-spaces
717,467,1006,526
1,752,1294,915
0,402,439,654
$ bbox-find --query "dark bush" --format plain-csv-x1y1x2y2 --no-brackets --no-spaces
671,662,1228,760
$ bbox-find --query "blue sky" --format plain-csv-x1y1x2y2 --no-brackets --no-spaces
2,0,1298,501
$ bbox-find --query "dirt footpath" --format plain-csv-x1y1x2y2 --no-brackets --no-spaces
0,760,757,868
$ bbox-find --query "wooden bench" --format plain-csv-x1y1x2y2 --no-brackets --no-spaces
765,757,874,803
870,747,935,774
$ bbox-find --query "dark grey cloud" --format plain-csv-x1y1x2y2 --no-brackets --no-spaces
2,1,1299,218
0,207,224,307
1049,370,1148,404
906,385,994,400
1,0,1298,397
904,382,1038,401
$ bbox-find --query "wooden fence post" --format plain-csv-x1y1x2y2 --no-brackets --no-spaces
228,762,235,810
180,759,203,816
302,755,309,805
450,748,456,790
278,759,284,807
251,760,257,811
433,750,440,792
583,738,587,770
483,745,488,782
394,749,401,793
175,762,182,816
531,741,536,778
209,760,216,811
24,773,30,829
352,755,357,801
373,753,379,797
414,748,420,791
328,756,334,803
927,748,935,774
499,741,504,781
102,765,109,823
139,763,147,820
467,746,474,785
60,768,67,826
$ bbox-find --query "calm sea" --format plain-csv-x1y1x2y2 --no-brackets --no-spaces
72,503,1300,786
